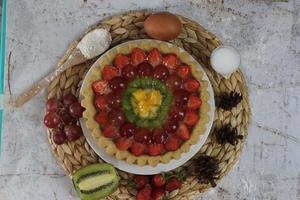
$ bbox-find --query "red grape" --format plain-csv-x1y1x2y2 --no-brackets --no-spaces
64,124,82,141
53,130,67,145
109,77,127,91
153,65,169,81
106,91,123,108
122,64,137,80
173,89,189,105
166,74,182,90
134,128,152,144
120,123,137,137
60,110,76,124
107,108,125,126
152,128,168,144
169,106,185,121
69,102,85,118
46,98,61,112
137,62,153,77
44,112,61,128
62,94,77,107
163,120,178,134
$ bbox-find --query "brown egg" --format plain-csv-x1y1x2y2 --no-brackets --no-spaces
144,12,182,41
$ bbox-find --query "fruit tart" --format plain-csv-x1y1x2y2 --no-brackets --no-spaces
81,40,210,167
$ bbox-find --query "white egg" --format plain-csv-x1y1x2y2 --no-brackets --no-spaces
210,46,241,78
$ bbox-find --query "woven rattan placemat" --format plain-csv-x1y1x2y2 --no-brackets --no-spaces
46,11,250,200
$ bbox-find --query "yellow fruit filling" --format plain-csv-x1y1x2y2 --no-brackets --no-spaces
131,89,163,118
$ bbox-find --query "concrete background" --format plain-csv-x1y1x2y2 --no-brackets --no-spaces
0,0,300,199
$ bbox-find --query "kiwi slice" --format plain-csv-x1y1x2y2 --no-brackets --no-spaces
72,163,119,200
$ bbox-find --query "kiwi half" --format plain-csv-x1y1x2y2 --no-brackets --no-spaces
122,77,173,128
72,163,120,200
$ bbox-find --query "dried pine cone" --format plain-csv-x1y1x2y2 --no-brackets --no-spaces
215,125,243,145
218,92,242,110
195,155,219,187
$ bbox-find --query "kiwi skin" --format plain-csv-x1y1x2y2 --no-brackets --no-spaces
72,163,120,200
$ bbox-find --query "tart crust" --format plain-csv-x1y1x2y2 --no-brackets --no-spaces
81,40,211,167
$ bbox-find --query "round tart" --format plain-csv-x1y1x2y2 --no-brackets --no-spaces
81,40,210,167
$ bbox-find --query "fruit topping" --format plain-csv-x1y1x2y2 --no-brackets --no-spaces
147,143,164,156
102,65,119,81
137,62,153,77
173,89,189,105
120,123,136,137
116,137,133,150
183,110,199,126
92,80,110,95
131,48,146,66
162,54,179,70
183,79,200,93
131,142,146,156
44,112,61,128
175,123,190,140
121,64,137,80
176,64,191,79
102,125,119,138
134,128,152,144
95,111,106,126
64,124,83,141
94,95,106,110
169,106,185,121
69,102,85,118
114,54,130,69
147,48,162,67
153,65,169,81
107,108,125,126
109,77,127,91
166,74,182,90
164,135,180,151
152,128,168,144
187,94,202,109
105,91,122,108
163,120,178,134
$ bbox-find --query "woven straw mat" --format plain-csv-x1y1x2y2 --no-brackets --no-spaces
46,11,250,200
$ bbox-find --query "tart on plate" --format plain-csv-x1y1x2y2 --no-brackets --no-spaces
81,40,210,167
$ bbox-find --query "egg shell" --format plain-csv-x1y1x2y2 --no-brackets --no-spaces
144,12,182,41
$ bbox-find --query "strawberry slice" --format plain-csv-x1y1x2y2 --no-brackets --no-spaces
147,48,162,67
183,79,200,93
114,54,130,69
152,187,166,200
116,137,133,150
94,95,106,110
187,94,202,109
95,111,106,126
131,48,146,66
184,110,199,126
92,80,110,95
147,144,164,156
102,65,119,81
162,54,179,70
165,177,182,192
102,125,119,138
164,135,181,151
137,185,152,200
176,123,190,141
176,64,191,79
131,142,146,156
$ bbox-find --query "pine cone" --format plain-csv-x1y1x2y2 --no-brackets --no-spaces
215,125,243,145
218,92,242,110
195,155,219,187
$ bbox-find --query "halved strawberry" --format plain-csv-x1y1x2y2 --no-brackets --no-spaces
183,79,200,93
152,187,166,200
131,48,146,66
94,95,106,110
137,185,152,200
147,48,162,67
176,123,190,141
102,65,119,81
92,80,110,95
176,64,191,79
114,54,130,69
95,111,106,126
162,54,179,70
187,94,202,109
184,110,199,126
165,177,182,192
164,135,181,151
102,125,119,138
116,137,133,150
131,142,146,156
147,144,164,156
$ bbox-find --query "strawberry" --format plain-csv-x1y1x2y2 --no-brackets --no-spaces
165,177,182,192
94,95,106,110
147,144,164,156
175,123,190,141
162,54,179,70
95,111,106,126
187,94,202,110
137,185,152,200
131,48,146,66
147,48,162,67
183,79,200,93
184,110,199,126
152,187,166,200
131,142,146,156
102,65,119,81
151,174,166,187
114,54,130,69
134,175,149,189
176,64,191,79
116,137,133,150
92,80,110,95
164,136,181,151
102,125,119,138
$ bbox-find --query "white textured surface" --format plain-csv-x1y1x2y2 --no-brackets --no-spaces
1,0,300,199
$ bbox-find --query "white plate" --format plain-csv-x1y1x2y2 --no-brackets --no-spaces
79,39,215,175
